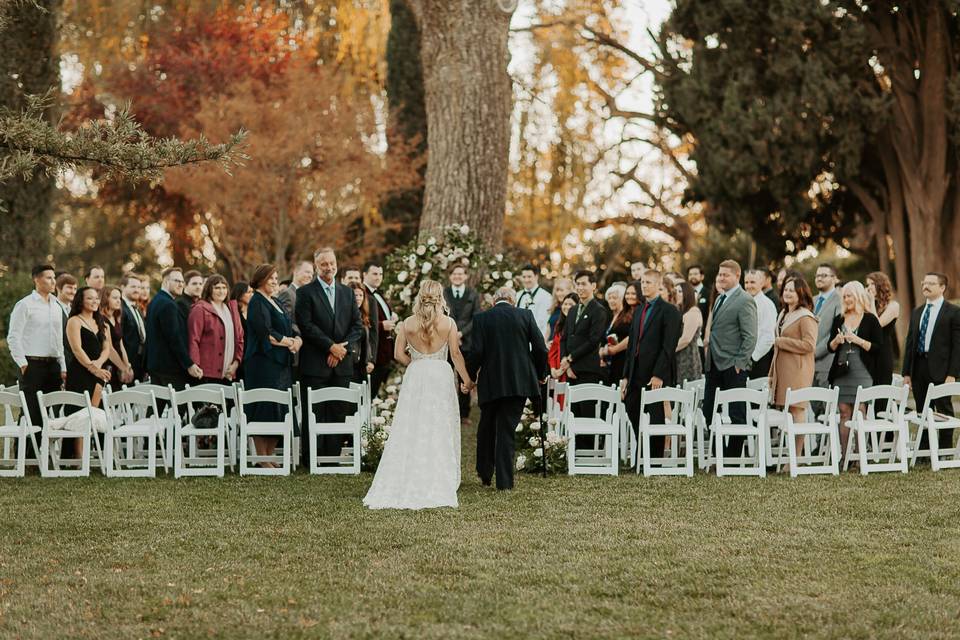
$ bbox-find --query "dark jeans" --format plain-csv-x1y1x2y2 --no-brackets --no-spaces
912,355,955,451
301,373,353,462
18,358,62,428
703,365,748,457
750,350,773,380
625,384,665,460
476,396,526,490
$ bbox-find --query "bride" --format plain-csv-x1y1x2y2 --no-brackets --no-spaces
363,279,474,510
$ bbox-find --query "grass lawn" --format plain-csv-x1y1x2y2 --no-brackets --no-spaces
3,419,960,639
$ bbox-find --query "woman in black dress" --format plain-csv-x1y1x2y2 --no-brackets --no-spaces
99,285,134,389
243,265,302,465
865,271,900,386
599,282,634,384
65,287,113,408
349,282,376,385
230,281,253,381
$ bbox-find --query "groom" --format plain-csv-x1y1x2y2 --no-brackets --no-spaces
466,287,548,490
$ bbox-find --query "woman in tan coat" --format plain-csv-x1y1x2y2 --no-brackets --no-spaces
769,275,819,463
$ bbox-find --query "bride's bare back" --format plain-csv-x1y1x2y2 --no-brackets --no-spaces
402,315,454,355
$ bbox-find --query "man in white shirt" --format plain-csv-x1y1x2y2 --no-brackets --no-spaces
744,269,777,379
515,264,552,341
7,264,66,425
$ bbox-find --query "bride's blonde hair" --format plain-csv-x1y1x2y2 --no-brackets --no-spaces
413,279,449,341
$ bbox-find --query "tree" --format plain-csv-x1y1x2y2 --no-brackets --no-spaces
656,0,960,327
406,0,515,251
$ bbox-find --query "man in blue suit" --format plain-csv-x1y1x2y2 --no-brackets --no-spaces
145,267,203,390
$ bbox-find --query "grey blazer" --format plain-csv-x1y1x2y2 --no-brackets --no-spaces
813,289,842,375
705,286,758,372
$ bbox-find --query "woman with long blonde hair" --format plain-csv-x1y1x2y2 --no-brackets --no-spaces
363,279,472,510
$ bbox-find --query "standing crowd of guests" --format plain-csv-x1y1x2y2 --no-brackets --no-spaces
8,252,960,470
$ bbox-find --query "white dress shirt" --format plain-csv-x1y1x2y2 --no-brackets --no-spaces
365,284,392,321
921,296,945,353
7,290,66,371
450,285,465,298
751,290,777,361
516,286,552,338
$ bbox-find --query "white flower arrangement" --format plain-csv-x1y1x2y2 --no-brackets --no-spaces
515,454,527,470
421,262,432,274
416,244,427,255
397,271,408,283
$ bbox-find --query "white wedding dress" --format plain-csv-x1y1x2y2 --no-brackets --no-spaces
363,340,461,510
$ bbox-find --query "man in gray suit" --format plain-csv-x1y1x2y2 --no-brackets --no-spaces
702,259,758,456
812,263,841,388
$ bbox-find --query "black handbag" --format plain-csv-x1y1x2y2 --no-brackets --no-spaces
191,404,221,430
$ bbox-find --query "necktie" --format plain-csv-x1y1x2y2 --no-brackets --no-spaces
713,293,727,316
814,295,824,315
633,301,650,355
455,288,461,299
325,284,335,311
575,304,584,324
918,303,932,354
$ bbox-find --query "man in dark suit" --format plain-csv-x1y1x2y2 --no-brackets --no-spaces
620,269,682,459
444,264,481,422
296,248,364,462
466,287,548,490
119,272,146,381
363,261,397,398
559,270,609,387
687,264,710,364
145,267,203,390
55,273,78,370
902,272,960,451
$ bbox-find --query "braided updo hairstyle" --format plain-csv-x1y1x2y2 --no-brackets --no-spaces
413,279,449,342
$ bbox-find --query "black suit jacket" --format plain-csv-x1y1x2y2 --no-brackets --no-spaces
365,285,394,367
121,299,144,373
444,285,481,351
466,303,548,406
145,289,193,375
623,296,682,389
903,300,960,382
295,279,364,378
561,298,609,377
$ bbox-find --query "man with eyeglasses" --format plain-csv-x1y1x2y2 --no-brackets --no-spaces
145,267,203,390
812,263,842,390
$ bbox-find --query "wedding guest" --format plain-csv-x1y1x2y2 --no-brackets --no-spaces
550,293,580,381
630,261,645,282
744,269,777,380
340,266,362,287
621,269,682,456
65,286,112,407
444,265,481,422
559,270,609,388
363,261,397,399
296,248,363,462
903,272,960,452
276,260,314,321
828,281,883,457
7,264,66,425
674,280,703,384
120,273,146,381
188,274,244,385
687,264,710,321
516,264,553,341
763,269,781,312
145,267,202,390
137,277,151,315
813,263,842,389
547,277,574,340
278,279,291,293
702,260,758,457
84,265,105,292
349,282,376,385
55,273,78,369
769,275,818,462
865,271,900,387
99,285,134,388
600,283,632,385
660,274,679,306
175,269,203,320
244,264,300,466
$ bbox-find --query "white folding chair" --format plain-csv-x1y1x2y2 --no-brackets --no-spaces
564,384,620,476
37,390,98,477
843,384,910,475
747,377,770,395
636,386,695,477
306,386,362,475
916,382,960,470
186,383,239,472
126,383,174,472
102,389,163,477
683,377,713,471
171,387,228,477
0,390,41,477
237,387,292,476
712,387,768,477
776,386,841,477
546,379,569,437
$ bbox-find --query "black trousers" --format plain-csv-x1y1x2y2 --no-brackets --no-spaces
369,364,392,400
912,355,955,451
301,372,352,461
703,365,748,457
750,350,773,380
624,385,666,460
18,358,62,428
476,396,526,490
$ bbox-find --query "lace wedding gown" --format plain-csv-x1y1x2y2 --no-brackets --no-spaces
363,341,461,510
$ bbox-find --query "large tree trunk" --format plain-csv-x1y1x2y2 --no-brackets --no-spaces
0,0,61,271
407,0,514,252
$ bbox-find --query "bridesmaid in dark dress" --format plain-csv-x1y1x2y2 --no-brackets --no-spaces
230,281,252,380
99,285,134,389
865,271,901,386
65,287,113,409
243,265,301,465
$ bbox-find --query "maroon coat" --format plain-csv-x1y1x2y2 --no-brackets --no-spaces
188,300,244,379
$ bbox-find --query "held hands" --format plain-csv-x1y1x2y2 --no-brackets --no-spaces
330,342,348,360
460,379,476,394
188,364,204,379
649,376,663,390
